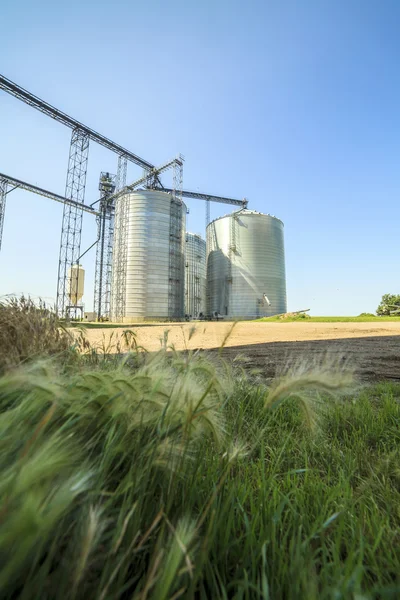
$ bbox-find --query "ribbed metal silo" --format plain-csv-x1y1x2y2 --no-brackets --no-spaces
185,233,206,318
206,209,286,318
111,189,186,322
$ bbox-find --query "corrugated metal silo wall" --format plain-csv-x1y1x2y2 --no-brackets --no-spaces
185,233,206,317
206,211,287,318
111,190,186,322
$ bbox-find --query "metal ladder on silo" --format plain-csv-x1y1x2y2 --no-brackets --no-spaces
168,160,183,320
225,214,238,313
194,237,202,316
206,222,218,314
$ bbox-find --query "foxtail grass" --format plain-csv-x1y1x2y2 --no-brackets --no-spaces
0,319,399,598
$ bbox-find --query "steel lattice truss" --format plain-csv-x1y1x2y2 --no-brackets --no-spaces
152,186,247,208
57,128,90,318
0,73,249,321
111,156,128,321
0,74,154,318
0,75,154,171
93,173,116,320
0,178,8,251
0,170,98,254
168,158,184,319
0,172,98,215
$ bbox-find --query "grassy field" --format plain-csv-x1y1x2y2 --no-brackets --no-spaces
1,298,400,598
68,316,400,327
257,314,400,323
67,321,153,329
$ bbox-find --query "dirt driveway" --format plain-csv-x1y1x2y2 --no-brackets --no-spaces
83,322,400,381
84,321,400,352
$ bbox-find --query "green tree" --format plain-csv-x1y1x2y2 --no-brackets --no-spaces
376,293,400,315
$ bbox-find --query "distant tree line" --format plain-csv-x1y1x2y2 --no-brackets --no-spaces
376,294,400,316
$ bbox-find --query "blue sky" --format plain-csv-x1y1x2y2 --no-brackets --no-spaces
1,0,399,315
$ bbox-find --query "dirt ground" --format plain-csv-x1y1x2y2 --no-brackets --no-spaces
83,321,400,382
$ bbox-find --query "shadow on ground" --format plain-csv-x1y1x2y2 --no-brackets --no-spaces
210,335,400,382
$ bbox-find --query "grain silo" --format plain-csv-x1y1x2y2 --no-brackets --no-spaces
206,209,286,318
111,189,186,322
185,233,206,318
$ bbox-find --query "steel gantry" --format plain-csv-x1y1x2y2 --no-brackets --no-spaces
57,128,90,317
0,172,98,215
0,74,154,317
0,75,155,170
93,155,247,320
169,158,184,319
111,156,128,320
0,73,249,321
93,173,116,321
0,178,8,252
0,172,99,267
152,187,248,210
106,156,185,320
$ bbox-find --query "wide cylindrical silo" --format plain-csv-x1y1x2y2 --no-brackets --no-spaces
206,209,286,319
185,233,206,318
111,190,186,322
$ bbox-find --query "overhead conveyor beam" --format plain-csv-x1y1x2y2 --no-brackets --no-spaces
0,172,99,215
124,157,183,193
0,74,155,171
100,157,184,206
152,186,248,208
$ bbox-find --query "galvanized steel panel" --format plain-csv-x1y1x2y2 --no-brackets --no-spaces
206,210,287,318
185,233,206,317
111,190,186,321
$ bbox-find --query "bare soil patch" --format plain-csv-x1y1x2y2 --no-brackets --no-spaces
217,336,400,382
83,321,400,351
82,322,400,382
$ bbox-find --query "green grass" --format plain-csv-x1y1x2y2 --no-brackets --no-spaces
67,322,185,329
0,296,76,374
69,315,400,326
256,314,400,323
66,321,131,328
1,298,400,598
0,343,399,599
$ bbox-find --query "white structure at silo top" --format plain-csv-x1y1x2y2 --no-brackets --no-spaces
67,264,85,305
111,190,186,322
185,233,206,318
206,209,287,318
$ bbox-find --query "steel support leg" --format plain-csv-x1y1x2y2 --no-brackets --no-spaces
93,203,114,320
206,199,210,230
56,127,90,318
94,211,104,320
0,178,7,252
105,209,114,318
116,154,128,192
168,158,184,319
111,155,128,321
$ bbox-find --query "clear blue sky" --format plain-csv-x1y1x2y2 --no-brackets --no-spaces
1,0,399,315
